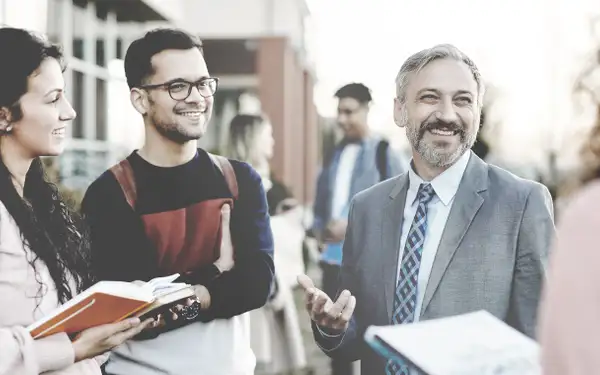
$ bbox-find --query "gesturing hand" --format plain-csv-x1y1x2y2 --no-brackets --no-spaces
297,274,356,332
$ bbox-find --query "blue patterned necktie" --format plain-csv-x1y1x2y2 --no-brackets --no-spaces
386,183,436,375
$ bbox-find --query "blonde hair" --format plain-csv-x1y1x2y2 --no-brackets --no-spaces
227,113,269,165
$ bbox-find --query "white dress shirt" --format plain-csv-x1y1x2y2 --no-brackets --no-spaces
396,151,471,322
331,144,361,219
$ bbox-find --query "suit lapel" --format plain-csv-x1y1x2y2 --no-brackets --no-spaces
382,173,409,321
420,153,489,316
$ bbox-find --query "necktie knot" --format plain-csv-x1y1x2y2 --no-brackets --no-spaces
417,183,435,205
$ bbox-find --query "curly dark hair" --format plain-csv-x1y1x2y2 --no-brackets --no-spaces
0,27,94,304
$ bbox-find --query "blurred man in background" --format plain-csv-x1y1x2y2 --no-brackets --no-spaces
311,82,406,375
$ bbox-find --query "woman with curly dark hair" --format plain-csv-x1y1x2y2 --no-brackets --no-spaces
0,27,151,375
539,58,600,374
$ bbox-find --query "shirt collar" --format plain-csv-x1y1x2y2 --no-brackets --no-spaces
407,150,471,206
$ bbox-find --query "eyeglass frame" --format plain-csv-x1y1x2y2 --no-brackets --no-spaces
138,77,220,101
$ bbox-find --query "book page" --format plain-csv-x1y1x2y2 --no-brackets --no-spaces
146,273,180,288
87,281,156,302
145,273,190,297
364,310,540,375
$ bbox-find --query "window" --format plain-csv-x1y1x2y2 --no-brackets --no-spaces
0,0,6,25
96,78,107,140
71,70,84,138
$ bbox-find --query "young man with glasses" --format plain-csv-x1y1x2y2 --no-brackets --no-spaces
81,28,274,375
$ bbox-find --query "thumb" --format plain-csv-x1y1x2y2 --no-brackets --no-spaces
220,205,232,242
221,204,231,223
221,203,231,215
297,274,315,292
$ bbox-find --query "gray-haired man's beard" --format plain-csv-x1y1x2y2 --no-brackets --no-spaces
406,118,477,168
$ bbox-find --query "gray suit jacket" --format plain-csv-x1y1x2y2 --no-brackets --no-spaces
313,152,555,374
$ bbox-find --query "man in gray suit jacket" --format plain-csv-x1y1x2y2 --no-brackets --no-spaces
299,44,555,375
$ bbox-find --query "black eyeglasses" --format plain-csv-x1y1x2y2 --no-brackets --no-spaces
139,77,219,101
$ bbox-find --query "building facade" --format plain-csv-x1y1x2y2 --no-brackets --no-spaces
1,0,179,190
183,0,320,203
1,0,320,203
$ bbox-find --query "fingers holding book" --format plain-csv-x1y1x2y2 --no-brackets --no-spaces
73,317,155,361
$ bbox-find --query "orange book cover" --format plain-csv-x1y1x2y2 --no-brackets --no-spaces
29,291,152,339
28,273,191,340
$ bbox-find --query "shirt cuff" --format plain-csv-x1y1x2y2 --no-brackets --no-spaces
315,323,343,338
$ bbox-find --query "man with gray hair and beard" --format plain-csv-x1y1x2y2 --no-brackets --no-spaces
298,43,555,374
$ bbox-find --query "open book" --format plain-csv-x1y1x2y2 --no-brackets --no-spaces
28,273,194,340
364,310,541,375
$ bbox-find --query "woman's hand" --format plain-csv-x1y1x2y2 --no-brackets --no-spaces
72,318,154,361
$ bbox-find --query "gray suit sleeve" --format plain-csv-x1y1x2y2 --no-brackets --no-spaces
312,198,362,361
509,183,555,338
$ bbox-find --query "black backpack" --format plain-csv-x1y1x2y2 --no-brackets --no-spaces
323,139,389,182
375,140,389,182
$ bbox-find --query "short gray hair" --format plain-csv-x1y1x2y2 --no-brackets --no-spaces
395,44,485,107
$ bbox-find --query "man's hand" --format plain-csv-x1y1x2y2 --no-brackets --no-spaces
297,274,356,332
323,219,347,243
214,204,234,272
193,285,211,310
137,296,202,339
135,307,180,337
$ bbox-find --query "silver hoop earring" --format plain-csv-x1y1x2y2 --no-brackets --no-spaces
5,125,13,133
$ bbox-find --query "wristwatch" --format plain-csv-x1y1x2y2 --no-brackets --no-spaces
180,300,201,321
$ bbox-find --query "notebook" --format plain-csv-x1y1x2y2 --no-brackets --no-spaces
364,310,541,375
28,273,195,340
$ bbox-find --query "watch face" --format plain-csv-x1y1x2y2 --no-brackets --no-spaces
180,301,200,321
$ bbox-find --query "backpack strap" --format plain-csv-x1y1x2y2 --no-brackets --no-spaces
376,139,389,182
109,154,239,210
110,159,138,209
208,153,239,200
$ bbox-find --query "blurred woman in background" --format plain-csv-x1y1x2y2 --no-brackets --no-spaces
228,113,307,374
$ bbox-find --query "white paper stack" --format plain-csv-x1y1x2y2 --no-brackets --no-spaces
364,310,541,375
